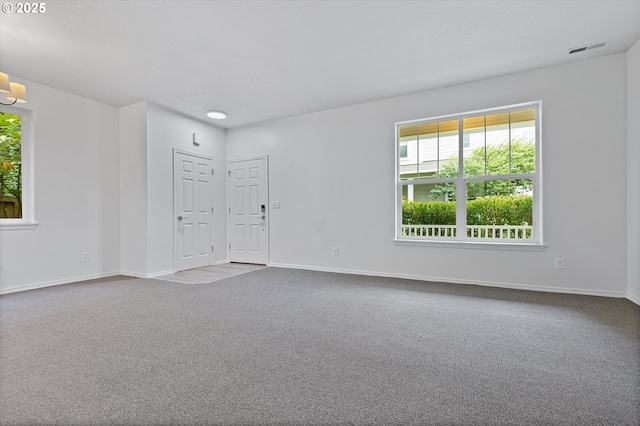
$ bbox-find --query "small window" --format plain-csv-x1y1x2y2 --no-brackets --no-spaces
399,142,408,158
396,102,541,245
0,106,34,228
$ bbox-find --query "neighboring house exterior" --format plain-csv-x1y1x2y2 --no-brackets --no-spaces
399,110,535,202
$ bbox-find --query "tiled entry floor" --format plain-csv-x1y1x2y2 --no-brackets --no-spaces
156,263,266,284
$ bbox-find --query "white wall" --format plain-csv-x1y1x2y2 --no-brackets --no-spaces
146,103,227,276
119,101,148,276
1,52,634,300
627,39,640,304
0,80,120,294
227,54,629,297
1,92,227,291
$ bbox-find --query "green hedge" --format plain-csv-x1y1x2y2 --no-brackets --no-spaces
403,198,455,225
403,195,532,226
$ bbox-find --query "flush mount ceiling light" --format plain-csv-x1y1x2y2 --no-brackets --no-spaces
0,72,27,105
207,110,227,119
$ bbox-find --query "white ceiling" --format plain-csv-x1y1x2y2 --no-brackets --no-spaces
1,0,639,128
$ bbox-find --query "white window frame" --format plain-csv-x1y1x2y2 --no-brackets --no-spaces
0,105,36,230
394,101,543,250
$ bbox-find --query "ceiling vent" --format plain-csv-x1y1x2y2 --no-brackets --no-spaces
568,41,607,55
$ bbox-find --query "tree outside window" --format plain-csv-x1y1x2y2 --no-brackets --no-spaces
0,112,22,219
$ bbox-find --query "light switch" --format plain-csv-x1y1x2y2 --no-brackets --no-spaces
272,201,281,209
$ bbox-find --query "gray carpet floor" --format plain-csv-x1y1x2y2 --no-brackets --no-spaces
0,267,638,425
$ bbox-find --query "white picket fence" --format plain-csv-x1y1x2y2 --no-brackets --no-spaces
402,224,532,239
402,225,457,237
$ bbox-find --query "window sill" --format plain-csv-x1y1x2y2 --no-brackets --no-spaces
394,238,546,251
0,221,38,231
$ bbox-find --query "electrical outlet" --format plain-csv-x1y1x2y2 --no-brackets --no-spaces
82,252,90,262
333,248,339,256
554,258,565,270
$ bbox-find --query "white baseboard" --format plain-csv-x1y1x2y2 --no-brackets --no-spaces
120,270,146,278
0,271,122,295
3,264,633,304
147,269,176,279
268,263,628,299
627,292,640,306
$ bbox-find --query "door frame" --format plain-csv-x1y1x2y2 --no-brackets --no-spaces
226,155,270,265
173,148,215,272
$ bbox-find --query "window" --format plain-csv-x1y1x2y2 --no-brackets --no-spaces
0,106,34,229
396,102,541,245
399,142,408,158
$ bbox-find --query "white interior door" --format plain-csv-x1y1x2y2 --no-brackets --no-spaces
228,157,268,264
174,150,214,271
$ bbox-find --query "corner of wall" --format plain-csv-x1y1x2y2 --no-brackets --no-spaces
118,102,149,275
627,38,640,305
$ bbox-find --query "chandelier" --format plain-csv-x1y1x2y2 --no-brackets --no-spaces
0,72,27,105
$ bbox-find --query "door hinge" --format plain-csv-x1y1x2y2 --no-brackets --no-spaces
229,243,231,250
212,245,214,251
228,207,231,214
227,170,231,177
212,168,215,175
211,207,214,213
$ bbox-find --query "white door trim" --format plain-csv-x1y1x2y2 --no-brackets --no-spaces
173,148,215,272
226,155,269,265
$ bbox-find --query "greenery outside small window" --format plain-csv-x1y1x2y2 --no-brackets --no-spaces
0,106,34,228
396,102,541,245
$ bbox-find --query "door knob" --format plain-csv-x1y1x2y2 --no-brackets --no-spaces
178,215,184,220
